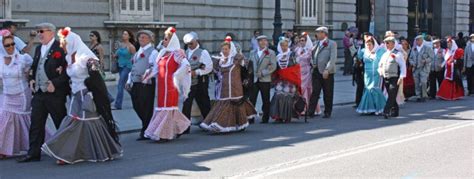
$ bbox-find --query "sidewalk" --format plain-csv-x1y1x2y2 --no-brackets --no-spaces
105,71,357,133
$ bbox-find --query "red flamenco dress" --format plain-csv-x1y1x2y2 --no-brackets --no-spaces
437,48,464,100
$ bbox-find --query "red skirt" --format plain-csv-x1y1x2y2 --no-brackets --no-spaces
436,80,464,100
403,67,415,98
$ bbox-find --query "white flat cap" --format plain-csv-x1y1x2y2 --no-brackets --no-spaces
137,30,154,39
35,22,56,31
385,31,395,37
432,39,441,43
183,32,198,44
256,35,268,40
315,26,329,34
384,36,396,42
415,35,424,40
470,34,474,38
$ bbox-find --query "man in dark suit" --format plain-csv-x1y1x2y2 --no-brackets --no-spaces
307,26,337,118
18,23,70,163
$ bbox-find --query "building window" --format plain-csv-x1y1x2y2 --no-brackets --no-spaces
120,0,152,16
298,0,325,25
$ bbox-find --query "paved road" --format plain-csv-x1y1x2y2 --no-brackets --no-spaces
1,95,472,179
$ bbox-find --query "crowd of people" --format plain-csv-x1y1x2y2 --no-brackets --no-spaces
0,20,473,165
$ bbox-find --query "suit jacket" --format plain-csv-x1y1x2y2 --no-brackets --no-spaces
464,42,474,68
312,39,337,74
29,40,70,97
409,45,434,73
432,47,446,72
249,48,277,83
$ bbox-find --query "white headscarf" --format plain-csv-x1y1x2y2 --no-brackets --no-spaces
219,36,237,67
444,38,458,61
303,33,313,50
154,27,181,65
364,36,379,57
59,28,99,66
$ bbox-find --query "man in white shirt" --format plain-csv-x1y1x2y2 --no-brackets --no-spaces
0,21,35,54
378,36,406,119
126,30,158,140
181,32,213,133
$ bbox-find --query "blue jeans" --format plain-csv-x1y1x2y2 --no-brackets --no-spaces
115,67,131,109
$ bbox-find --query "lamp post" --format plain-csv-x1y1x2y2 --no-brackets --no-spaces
273,0,282,46
414,0,420,36
421,0,428,33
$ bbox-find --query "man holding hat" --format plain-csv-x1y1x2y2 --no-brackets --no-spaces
181,32,213,132
463,34,474,96
18,22,70,162
249,35,277,124
126,29,158,140
378,36,406,119
307,26,337,118
409,35,434,102
428,38,446,99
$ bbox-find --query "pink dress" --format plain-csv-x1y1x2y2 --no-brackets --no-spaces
295,47,320,114
144,51,191,141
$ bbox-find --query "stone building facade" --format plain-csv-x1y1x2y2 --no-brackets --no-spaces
1,0,472,69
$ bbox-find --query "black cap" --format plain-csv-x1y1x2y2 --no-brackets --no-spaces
2,21,17,29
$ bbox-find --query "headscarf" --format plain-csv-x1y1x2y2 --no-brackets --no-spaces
219,36,237,67
58,27,119,144
444,37,458,61
58,27,98,66
364,35,379,57
277,37,291,69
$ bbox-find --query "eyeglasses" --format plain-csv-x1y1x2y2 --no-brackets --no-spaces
3,42,15,48
37,29,51,34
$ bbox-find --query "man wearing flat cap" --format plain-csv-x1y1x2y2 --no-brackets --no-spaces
307,26,337,118
428,38,446,99
464,34,474,96
126,29,158,140
249,35,277,124
409,35,434,102
18,22,70,162
181,32,213,132
378,36,406,119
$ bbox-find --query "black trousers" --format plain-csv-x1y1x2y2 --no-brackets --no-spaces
250,81,271,122
130,81,156,137
28,91,67,157
428,70,444,98
466,66,474,95
383,77,399,116
343,49,353,75
308,70,334,116
182,76,211,120
354,71,364,106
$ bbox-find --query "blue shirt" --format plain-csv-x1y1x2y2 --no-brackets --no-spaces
116,47,133,68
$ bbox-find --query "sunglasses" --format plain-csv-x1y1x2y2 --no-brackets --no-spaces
36,29,51,34
89,34,95,37
3,42,15,48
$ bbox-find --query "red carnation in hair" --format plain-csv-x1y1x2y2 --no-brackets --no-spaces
225,36,232,42
169,27,176,34
302,32,308,36
60,27,71,37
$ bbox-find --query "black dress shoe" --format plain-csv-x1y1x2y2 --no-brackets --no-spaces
383,113,389,119
260,120,269,124
136,136,149,141
322,114,331,118
17,155,40,163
